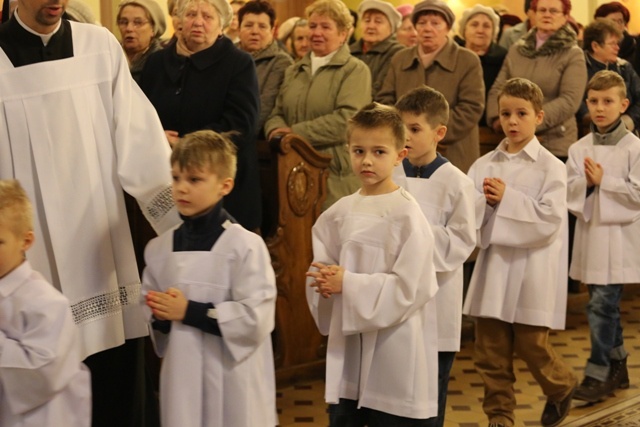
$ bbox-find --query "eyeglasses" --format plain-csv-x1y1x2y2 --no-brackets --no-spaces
602,41,620,48
536,8,563,16
117,19,150,28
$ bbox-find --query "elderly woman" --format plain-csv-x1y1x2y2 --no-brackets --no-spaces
237,0,293,135
116,0,166,83
377,0,484,173
579,18,640,134
487,0,587,160
265,0,371,209
455,5,507,126
288,18,311,60
395,4,417,48
594,1,640,75
349,0,404,96
140,0,262,231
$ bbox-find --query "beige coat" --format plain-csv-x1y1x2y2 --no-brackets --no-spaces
486,26,587,158
265,44,372,208
377,38,485,173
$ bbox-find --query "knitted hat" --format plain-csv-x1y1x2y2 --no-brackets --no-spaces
396,4,413,19
118,0,167,37
65,0,97,24
411,0,454,29
358,0,402,32
458,4,500,40
278,16,300,42
208,0,233,29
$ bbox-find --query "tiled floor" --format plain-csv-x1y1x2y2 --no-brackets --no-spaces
276,288,640,426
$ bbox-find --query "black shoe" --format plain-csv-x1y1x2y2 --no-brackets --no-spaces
573,376,614,403
610,357,630,389
541,385,575,427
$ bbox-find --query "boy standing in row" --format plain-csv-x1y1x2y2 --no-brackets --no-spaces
464,78,577,427
307,103,439,426
567,70,640,403
394,86,476,427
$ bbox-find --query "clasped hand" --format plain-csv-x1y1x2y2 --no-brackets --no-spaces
146,287,188,321
306,262,344,299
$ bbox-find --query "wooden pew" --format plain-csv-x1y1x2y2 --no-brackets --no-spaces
258,134,332,386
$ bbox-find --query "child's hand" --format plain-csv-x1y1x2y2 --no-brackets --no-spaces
584,157,603,187
483,177,505,207
145,288,188,321
307,262,344,298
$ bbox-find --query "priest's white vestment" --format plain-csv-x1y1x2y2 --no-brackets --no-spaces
0,22,179,358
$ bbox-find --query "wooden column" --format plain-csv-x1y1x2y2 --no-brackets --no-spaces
258,134,331,386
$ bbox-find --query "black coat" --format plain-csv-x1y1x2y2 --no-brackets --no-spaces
140,36,262,230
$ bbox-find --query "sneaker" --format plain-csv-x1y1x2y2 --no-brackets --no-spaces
573,376,614,403
609,357,630,389
541,385,575,427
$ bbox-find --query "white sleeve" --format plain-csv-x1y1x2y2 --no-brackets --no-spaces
108,33,179,235
216,233,277,362
431,177,477,272
566,146,595,222
482,161,567,248
340,211,438,335
597,147,640,224
0,293,82,415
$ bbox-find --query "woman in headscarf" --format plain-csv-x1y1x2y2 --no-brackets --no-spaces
116,0,166,83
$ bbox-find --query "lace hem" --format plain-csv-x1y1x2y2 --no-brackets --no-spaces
70,282,141,325
145,186,174,223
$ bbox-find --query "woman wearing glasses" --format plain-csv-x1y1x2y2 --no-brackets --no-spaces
487,0,586,161
116,0,166,83
579,19,640,135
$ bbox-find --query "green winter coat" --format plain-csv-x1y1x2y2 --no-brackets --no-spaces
265,44,372,208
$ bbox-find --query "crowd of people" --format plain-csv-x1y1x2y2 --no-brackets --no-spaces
1,0,640,426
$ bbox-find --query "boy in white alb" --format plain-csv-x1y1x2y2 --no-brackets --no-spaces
0,180,91,427
143,130,277,427
463,78,577,427
567,70,640,403
393,86,476,427
306,103,439,426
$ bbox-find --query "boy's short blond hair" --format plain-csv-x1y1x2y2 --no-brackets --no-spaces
0,180,33,236
587,70,627,100
498,78,544,113
171,130,238,179
347,103,406,150
395,86,450,129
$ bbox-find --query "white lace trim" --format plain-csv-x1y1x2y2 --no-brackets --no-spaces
70,282,141,325
145,186,174,223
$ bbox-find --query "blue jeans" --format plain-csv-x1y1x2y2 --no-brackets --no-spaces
425,351,456,427
328,398,431,427
585,284,627,381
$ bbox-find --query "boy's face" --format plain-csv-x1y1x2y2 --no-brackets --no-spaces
171,163,234,217
586,87,629,132
0,222,34,279
401,112,446,167
499,95,544,152
348,126,407,196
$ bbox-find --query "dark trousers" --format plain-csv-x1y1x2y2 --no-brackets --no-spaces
84,338,160,427
328,398,431,427
425,351,457,427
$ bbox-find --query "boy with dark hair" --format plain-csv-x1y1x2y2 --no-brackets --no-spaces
143,130,278,427
394,86,476,427
307,103,439,426
464,78,577,427
568,70,640,403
